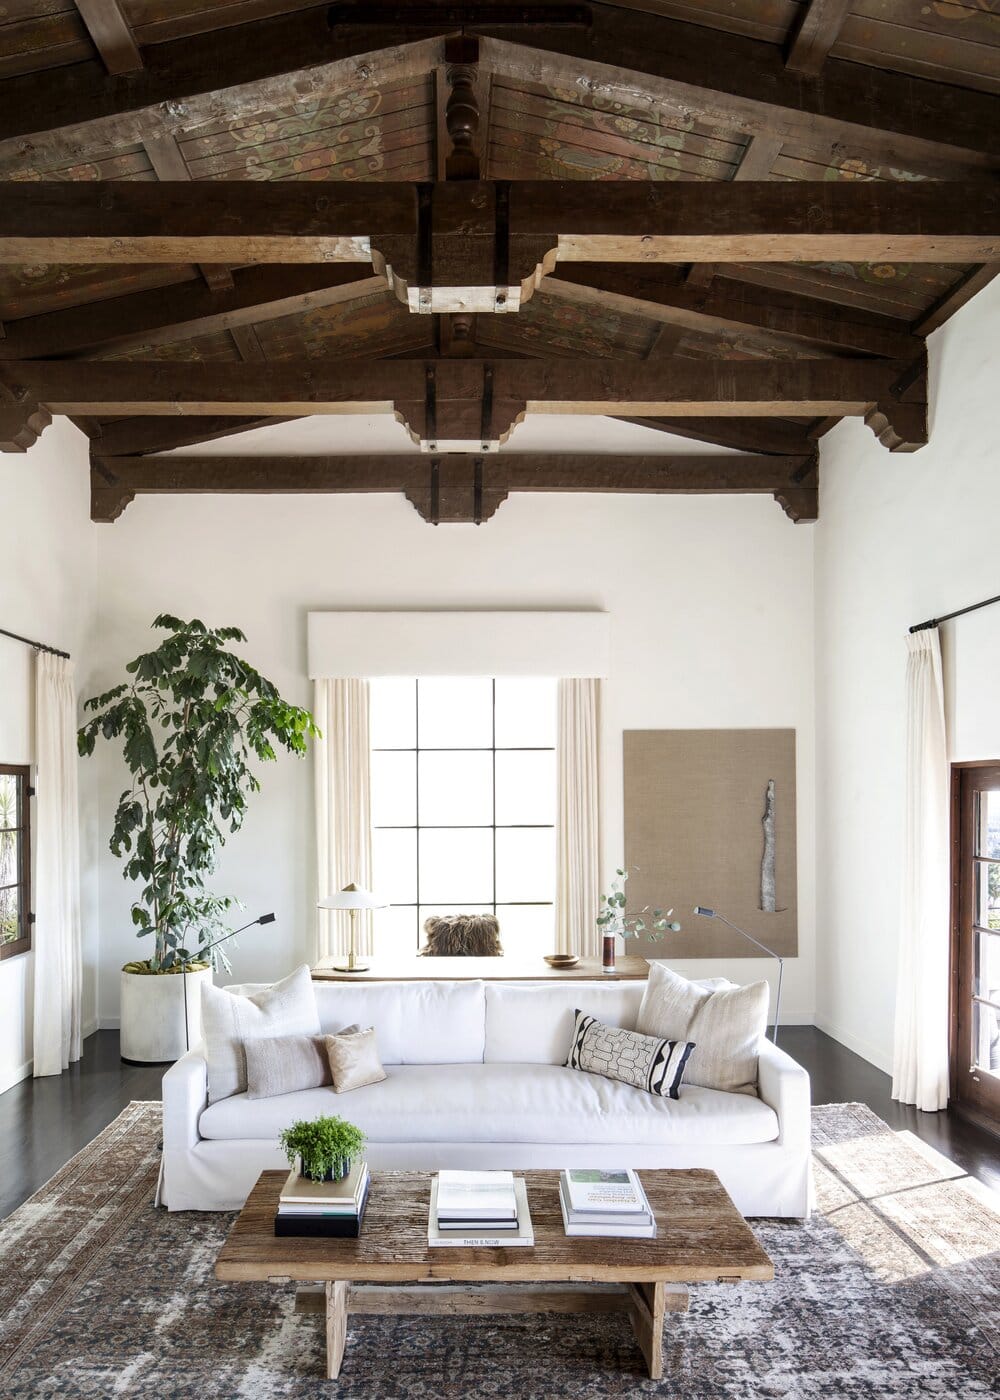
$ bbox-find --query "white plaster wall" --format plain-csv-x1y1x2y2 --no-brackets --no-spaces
0,419,98,1090
814,278,1000,1074
92,473,817,1026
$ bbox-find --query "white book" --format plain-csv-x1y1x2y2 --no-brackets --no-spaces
436,1169,518,1220
559,1183,657,1239
558,1178,652,1230
562,1168,648,1215
429,1177,534,1248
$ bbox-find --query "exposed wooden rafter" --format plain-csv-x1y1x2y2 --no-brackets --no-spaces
1,5,996,178
0,266,383,360
89,447,819,525
0,354,928,454
475,9,1000,175
141,132,234,295
546,266,922,360
785,0,853,77
73,0,143,75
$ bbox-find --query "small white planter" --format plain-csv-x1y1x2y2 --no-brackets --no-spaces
119,966,212,1064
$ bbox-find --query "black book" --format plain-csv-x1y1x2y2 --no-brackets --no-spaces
274,1181,369,1238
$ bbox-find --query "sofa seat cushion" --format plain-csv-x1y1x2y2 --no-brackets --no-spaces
198,1062,779,1147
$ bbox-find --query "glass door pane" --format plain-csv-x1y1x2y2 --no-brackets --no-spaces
955,766,1000,1126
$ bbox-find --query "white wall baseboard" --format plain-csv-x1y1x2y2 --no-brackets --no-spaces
0,1059,33,1094
814,1015,893,1077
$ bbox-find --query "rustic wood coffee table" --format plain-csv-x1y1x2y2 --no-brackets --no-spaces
215,1169,773,1381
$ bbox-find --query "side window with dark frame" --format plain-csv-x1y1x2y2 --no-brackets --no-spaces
0,764,31,959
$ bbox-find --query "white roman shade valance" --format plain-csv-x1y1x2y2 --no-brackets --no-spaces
307,611,610,679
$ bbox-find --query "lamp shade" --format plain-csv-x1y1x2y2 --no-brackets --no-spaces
318,882,386,911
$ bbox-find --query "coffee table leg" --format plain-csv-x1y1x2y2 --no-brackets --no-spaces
627,1281,688,1380
325,1280,350,1379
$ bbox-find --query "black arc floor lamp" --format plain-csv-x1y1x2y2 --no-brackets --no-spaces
180,912,276,1053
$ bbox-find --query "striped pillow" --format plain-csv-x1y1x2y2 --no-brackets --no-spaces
566,1010,695,1100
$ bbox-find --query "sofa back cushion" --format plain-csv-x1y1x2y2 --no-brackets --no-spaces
484,983,646,1065
314,981,486,1064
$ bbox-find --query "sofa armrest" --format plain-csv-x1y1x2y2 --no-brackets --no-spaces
757,1037,811,1149
162,1044,209,1153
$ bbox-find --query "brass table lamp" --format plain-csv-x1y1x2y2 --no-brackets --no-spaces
318,883,386,973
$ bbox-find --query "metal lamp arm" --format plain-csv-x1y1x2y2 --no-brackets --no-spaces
702,909,784,1046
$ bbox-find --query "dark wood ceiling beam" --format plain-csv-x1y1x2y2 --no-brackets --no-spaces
2,4,995,177
0,13,448,164
90,447,819,525
0,265,382,360
228,324,267,362
912,264,1000,338
733,134,783,180
785,0,853,77
0,183,994,290
141,132,233,293
2,353,927,453
73,0,143,75
478,8,1000,174
620,417,818,457
88,415,297,456
546,266,923,361
686,132,784,290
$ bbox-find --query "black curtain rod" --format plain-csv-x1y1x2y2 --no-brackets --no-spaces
910,591,1000,634
0,626,70,660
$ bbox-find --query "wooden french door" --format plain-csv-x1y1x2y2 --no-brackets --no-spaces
952,763,1000,1128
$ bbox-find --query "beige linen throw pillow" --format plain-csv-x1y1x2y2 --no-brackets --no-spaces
244,1028,359,1099
324,1026,387,1093
201,964,321,1103
636,962,769,1095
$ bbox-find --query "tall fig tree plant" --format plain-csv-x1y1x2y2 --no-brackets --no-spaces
79,615,318,972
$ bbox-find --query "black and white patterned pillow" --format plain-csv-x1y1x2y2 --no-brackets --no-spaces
566,1009,695,1100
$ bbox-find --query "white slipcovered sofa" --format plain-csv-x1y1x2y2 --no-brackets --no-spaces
160,978,812,1218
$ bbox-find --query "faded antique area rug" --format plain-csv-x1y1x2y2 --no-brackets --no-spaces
0,1101,997,1399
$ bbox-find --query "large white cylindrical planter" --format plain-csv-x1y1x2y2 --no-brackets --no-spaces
119,967,212,1063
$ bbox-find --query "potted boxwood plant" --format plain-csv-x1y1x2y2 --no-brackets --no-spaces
279,1115,366,1183
78,614,318,1063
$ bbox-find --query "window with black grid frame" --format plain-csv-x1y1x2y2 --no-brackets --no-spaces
369,677,556,959
0,764,31,960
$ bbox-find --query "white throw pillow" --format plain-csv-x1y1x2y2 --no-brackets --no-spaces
636,962,769,1096
201,964,321,1104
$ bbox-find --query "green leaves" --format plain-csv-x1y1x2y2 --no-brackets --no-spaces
279,1115,367,1179
596,866,683,944
78,614,317,968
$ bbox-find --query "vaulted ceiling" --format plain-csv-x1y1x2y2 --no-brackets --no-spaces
0,1,997,524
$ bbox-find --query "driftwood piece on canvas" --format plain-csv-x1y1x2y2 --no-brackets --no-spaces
761,778,777,913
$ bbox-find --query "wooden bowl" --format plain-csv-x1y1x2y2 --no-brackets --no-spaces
543,953,580,968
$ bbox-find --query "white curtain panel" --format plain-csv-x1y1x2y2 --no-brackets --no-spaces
313,678,373,963
555,678,601,958
891,628,951,1112
32,652,83,1078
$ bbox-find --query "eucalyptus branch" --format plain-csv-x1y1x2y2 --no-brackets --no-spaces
597,868,682,944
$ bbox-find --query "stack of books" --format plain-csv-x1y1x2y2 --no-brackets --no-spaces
558,1168,657,1238
273,1160,370,1237
428,1169,534,1247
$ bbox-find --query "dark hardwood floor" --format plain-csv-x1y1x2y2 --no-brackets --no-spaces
780,1026,1000,1195
0,1026,997,1221
0,1031,163,1221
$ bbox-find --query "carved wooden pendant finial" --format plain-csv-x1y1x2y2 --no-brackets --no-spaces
444,36,480,181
